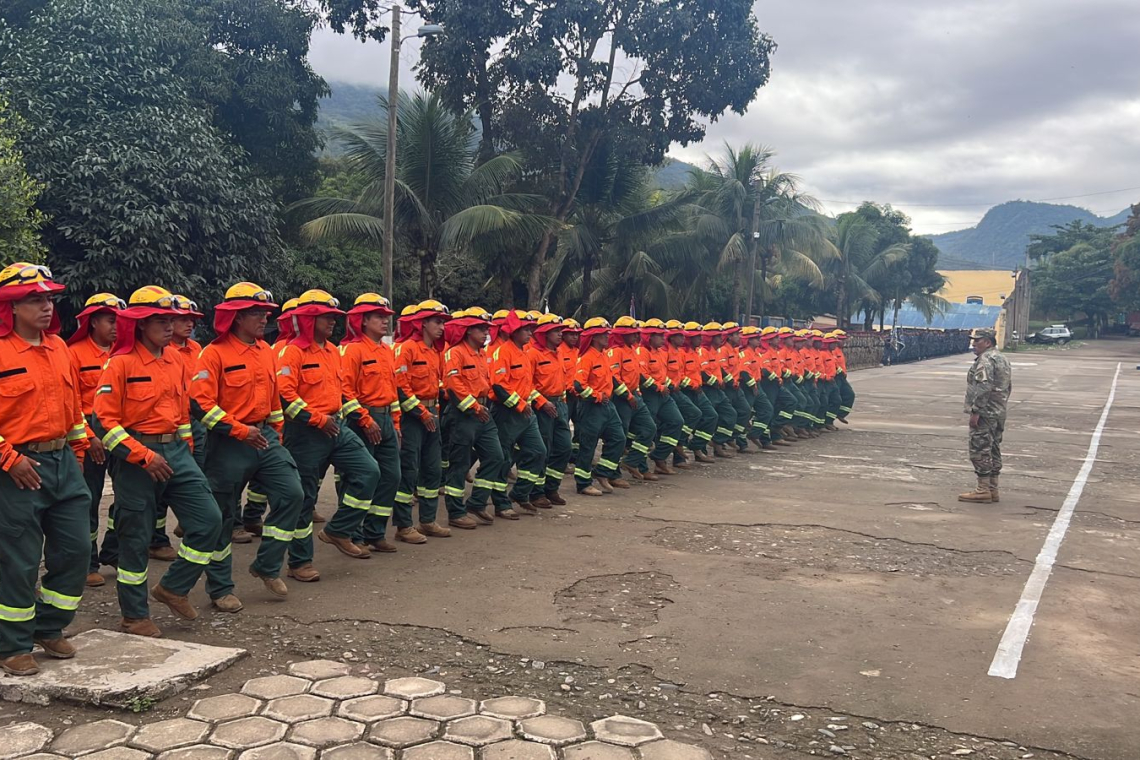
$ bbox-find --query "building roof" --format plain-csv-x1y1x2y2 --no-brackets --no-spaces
937,270,1019,306
887,301,1003,330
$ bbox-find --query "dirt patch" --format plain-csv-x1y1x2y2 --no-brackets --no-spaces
651,524,1023,577
554,572,679,626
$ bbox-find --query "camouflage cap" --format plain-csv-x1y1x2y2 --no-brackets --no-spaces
971,328,997,341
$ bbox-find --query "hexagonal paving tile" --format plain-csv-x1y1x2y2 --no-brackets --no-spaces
482,739,557,760
337,695,407,723
401,741,473,760
366,716,439,748
50,719,135,756
235,742,315,759
517,715,587,746
589,715,663,747
16,755,67,760
381,676,445,699
638,739,714,760
442,715,512,747
241,675,311,700
320,742,394,760
310,675,378,700
263,694,335,723
83,749,151,760
563,742,636,760
2,722,53,759
155,746,234,760
289,716,364,748
189,693,265,723
131,718,210,753
478,696,545,720
410,694,477,721
287,659,351,681
210,717,288,749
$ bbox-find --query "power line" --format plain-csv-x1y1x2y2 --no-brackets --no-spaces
816,185,1140,209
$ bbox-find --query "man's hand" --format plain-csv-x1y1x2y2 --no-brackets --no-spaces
422,412,438,433
475,406,490,423
143,453,174,482
89,435,106,465
244,426,270,450
628,396,638,409
969,413,980,429
521,405,533,417
321,417,340,438
364,422,384,445
9,457,41,490
541,403,557,418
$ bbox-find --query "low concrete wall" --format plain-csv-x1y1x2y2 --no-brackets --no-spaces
845,329,972,370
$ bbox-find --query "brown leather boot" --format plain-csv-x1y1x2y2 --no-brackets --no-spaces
621,464,644,480
287,564,321,582
243,522,264,537
211,594,244,613
249,568,288,597
318,530,371,559
151,584,198,620
693,450,715,463
86,571,105,588
120,617,163,638
713,444,735,458
514,501,539,515
34,636,76,659
366,538,398,552
608,477,632,489
989,475,1000,503
530,495,553,509
958,477,994,503
419,522,452,537
231,528,253,544
672,460,691,469
545,491,567,506
148,545,177,561
640,470,660,481
595,477,614,494
312,511,327,524
449,515,479,530
0,653,39,675
397,526,427,544
773,439,793,446
496,508,520,520
653,460,674,475
471,509,495,525
578,485,604,497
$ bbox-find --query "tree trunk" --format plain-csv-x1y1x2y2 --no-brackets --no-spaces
730,260,743,321
582,257,594,314
527,231,555,308
499,269,512,308
419,251,429,296
836,273,847,329
758,254,769,323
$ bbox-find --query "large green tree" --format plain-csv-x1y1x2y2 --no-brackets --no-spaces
0,97,46,264
1035,242,1115,337
0,0,286,310
1109,204,1140,312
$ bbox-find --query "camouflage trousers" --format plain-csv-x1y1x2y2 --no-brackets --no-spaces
968,415,1005,477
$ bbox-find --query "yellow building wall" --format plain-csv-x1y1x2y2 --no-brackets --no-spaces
936,270,1017,306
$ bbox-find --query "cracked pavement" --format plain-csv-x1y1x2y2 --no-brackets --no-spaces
19,339,1138,759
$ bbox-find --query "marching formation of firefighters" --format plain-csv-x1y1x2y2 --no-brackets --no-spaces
0,263,856,676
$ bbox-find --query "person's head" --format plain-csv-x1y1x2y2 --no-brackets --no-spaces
362,311,388,340
466,323,489,347
233,308,268,343
723,323,741,347
563,331,579,347
314,314,337,342
972,329,996,355
217,282,277,343
688,333,702,348
535,314,565,350
140,314,174,350
423,315,446,342
14,292,54,334
649,332,665,348
170,296,201,343
90,312,117,345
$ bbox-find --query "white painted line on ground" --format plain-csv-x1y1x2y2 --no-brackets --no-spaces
987,361,1122,679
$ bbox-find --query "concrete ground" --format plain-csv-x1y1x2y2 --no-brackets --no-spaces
20,339,1138,759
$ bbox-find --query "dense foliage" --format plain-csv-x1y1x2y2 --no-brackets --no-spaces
0,97,46,264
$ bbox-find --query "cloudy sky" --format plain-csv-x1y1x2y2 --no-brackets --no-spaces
308,0,1140,234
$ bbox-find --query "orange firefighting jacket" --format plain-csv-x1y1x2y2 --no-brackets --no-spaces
490,339,547,412
443,340,490,416
394,339,442,420
528,343,565,400
574,345,617,402
341,338,401,430
278,340,352,429
193,332,284,439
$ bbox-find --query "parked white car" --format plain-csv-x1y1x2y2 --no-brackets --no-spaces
1027,325,1072,345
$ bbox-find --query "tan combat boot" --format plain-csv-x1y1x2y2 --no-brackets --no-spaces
989,474,1000,503
958,477,994,503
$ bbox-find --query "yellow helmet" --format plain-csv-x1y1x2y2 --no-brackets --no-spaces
280,297,300,314
664,319,684,330
297,289,341,309
583,317,612,330
562,317,581,331
777,326,795,335
741,325,760,336
353,292,393,310
702,321,723,331
464,306,492,320
83,292,126,311
809,328,824,338
614,315,639,329
526,309,542,319
0,262,56,290
416,299,450,317
223,282,274,304
537,313,564,327
171,294,202,315
722,321,740,330
682,321,702,332
833,329,848,338
642,318,666,329
492,309,511,321
514,309,537,322
400,304,419,317
129,285,177,309
761,326,778,336
793,329,810,338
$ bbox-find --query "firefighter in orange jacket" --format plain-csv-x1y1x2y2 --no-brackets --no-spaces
528,313,573,506
192,282,303,601
0,263,91,676
721,322,753,452
277,289,380,575
608,317,658,480
339,293,403,552
639,318,684,476
489,310,549,514
93,286,225,636
571,318,630,496
678,322,717,463
67,292,124,587
663,319,701,468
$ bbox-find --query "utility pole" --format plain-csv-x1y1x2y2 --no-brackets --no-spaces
745,202,761,325
383,5,401,308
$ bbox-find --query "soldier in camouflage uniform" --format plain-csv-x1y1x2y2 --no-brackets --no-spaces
959,328,1012,503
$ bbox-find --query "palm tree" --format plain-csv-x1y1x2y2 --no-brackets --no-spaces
289,92,551,299
823,213,910,328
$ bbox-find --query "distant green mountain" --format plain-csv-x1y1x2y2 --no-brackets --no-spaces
653,157,699,190
317,82,385,155
927,200,1131,270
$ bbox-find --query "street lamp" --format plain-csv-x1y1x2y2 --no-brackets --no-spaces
382,7,443,307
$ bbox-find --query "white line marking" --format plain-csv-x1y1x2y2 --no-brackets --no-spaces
987,361,1122,679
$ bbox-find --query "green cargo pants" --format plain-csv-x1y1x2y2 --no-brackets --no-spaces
704,386,737,445
571,398,625,490
395,412,441,527
725,384,752,449
82,416,111,573
613,393,657,472
837,372,856,420
788,380,810,429
347,410,401,541
492,404,547,505
536,398,572,495
236,487,268,530
773,382,797,435
150,418,207,550
108,440,222,619
443,406,509,515
747,383,774,442
0,448,89,658
285,421,379,569
681,388,717,453
642,389,683,464
202,425,303,591
671,388,702,462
